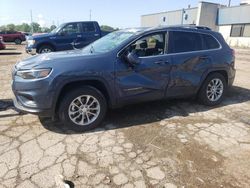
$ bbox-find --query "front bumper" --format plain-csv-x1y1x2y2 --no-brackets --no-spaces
12,76,55,117
26,46,36,55
13,96,52,116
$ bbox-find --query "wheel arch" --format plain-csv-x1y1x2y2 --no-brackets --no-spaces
198,69,229,93
53,79,114,116
14,37,22,41
36,42,56,53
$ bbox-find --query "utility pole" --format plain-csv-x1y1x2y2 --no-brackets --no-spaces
181,8,185,25
89,9,92,21
228,0,231,7
30,10,34,34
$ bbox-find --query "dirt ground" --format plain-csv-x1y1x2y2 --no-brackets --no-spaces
0,43,250,188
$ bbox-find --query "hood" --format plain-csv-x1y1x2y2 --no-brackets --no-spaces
30,33,54,40
15,50,96,70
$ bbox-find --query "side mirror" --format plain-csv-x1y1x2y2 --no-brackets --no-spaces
125,51,140,66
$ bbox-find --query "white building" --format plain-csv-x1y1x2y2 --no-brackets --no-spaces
141,1,250,48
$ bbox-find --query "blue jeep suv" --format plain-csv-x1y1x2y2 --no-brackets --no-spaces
12,26,236,131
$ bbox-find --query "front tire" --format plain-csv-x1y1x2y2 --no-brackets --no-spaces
38,45,54,54
58,86,107,132
14,38,22,45
198,73,227,106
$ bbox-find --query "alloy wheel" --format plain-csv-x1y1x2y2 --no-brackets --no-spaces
206,78,224,102
68,95,101,126
41,48,51,53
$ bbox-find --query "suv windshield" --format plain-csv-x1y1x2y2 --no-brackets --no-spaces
82,31,135,54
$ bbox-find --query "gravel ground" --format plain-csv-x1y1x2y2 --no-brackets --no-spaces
0,44,250,188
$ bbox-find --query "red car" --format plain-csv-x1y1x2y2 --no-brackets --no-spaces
0,31,26,44
0,36,6,50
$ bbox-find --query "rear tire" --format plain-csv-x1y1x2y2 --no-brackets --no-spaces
38,45,54,54
198,73,227,106
14,38,22,45
58,86,107,132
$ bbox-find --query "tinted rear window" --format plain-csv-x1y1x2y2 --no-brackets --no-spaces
170,31,203,53
202,34,220,49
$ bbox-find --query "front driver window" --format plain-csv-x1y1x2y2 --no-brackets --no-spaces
129,33,165,57
60,23,81,35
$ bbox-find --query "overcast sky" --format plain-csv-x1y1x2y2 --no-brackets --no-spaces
0,0,241,28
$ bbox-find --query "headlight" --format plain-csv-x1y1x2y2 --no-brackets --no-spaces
27,40,35,46
16,68,52,79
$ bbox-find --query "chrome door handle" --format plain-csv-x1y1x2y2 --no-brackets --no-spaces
77,35,82,38
199,56,209,60
71,42,81,46
154,60,169,65
94,34,99,37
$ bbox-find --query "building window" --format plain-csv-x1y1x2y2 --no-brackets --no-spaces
230,25,244,37
230,24,250,37
243,24,250,37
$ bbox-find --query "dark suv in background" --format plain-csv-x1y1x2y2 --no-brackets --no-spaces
0,31,26,44
12,26,235,131
26,21,109,54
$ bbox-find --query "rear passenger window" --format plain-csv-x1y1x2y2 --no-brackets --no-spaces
202,34,220,49
82,23,96,32
170,31,203,53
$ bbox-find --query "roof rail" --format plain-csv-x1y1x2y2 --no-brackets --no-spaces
167,25,212,30
182,25,212,30
193,26,211,30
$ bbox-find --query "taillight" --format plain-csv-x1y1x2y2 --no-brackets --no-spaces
230,48,235,68
231,48,235,58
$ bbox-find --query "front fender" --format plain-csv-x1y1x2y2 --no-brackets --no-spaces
50,76,116,115
35,39,57,51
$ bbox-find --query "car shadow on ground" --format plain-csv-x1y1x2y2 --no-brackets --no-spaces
0,99,14,111
4,48,17,50
0,52,22,55
38,85,250,135
0,99,23,118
